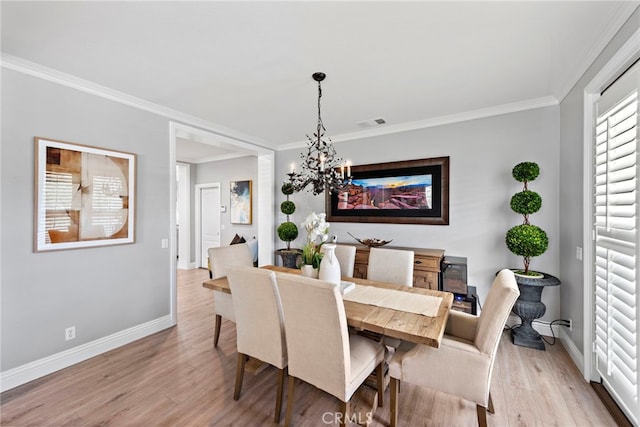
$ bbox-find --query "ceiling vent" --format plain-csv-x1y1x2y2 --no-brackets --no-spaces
356,117,386,128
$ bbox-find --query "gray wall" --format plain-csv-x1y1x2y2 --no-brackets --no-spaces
1,69,172,370
559,8,640,353
195,156,259,246
276,106,561,316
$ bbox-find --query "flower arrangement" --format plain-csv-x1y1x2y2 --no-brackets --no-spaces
300,212,330,269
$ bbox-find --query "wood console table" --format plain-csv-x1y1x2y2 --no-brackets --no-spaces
344,244,445,290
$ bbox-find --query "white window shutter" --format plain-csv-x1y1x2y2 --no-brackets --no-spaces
593,63,639,426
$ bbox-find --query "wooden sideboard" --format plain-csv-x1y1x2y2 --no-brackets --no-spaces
346,244,445,290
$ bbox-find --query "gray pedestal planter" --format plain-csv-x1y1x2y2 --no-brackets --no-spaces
510,271,560,350
277,249,301,269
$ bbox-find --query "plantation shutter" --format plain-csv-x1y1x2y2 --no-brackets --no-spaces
593,63,639,426
43,171,74,244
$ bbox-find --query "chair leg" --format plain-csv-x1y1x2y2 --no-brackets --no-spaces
476,405,488,427
284,376,296,427
213,314,222,347
339,400,349,427
376,362,384,407
233,353,247,400
390,377,399,427
487,392,495,414
274,367,286,423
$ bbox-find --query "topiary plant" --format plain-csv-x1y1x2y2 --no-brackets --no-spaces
277,183,298,250
506,162,548,275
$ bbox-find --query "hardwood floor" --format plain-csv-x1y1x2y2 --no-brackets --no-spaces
1,268,616,426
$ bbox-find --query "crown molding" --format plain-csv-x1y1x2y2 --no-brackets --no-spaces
557,2,640,102
278,95,559,151
1,53,275,151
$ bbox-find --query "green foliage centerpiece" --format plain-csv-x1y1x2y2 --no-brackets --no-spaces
505,162,548,276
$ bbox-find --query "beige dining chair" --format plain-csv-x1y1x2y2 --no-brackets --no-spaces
276,273,386,427
208,243,254,347
226,266,287,423
322,244,356,278
388,269,520,427
367,247,414,286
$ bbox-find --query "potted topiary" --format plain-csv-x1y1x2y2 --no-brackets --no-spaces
506,161,548,276
276,182,301,268
505,161,560,351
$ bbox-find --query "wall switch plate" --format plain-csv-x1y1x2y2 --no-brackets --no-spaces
161,238,169,249
576,246,583,261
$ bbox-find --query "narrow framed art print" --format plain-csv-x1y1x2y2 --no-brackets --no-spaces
34,137,136,252
230,180,252,224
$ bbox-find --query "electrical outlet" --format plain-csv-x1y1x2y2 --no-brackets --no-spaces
65,326,76,341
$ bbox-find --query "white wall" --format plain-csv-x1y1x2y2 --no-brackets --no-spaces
276,106,561,317
195,156,259,246
1,69,173,371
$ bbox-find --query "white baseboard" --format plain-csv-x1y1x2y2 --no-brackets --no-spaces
558,328,584,375
0,315,174,393
506,314,565,338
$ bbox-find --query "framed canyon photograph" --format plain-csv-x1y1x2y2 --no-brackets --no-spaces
34,137,136,252
326,157,449,225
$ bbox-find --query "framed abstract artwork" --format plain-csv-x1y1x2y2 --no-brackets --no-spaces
34,137,136,252
230,180,252,224
326,157,449,225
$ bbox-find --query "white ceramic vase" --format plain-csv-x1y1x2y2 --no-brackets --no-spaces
301,264,319,279
319,244,341,285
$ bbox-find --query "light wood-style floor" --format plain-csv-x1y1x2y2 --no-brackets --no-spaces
1,268,615,426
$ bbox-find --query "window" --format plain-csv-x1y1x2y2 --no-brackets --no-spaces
593,63,639,425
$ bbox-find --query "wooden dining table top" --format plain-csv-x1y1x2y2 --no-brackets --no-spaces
202,265,454,348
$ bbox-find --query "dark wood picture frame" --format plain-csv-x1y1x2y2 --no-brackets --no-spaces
326,157,449,225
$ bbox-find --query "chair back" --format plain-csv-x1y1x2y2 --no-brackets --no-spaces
208,243,254,279
367,247,414,286
276,273,350,398
333,244,356,278
475,269,520,355
321,244,356,277
226,266,286,369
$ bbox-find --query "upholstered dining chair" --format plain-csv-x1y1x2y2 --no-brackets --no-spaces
367,247,414,286
208,243,254,347
388,269,520,427
322,244,356,278
226,266,287,423
276,273,386,427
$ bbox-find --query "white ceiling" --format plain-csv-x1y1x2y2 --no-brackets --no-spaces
2,1,638,161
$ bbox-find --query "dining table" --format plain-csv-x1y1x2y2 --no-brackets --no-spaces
202,265,453,348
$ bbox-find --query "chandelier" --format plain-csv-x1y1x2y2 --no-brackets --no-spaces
288,72,351,195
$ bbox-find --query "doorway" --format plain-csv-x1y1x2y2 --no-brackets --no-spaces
195,183,221,268
169,121,275,325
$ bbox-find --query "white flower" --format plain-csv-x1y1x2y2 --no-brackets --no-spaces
301,212,330,245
